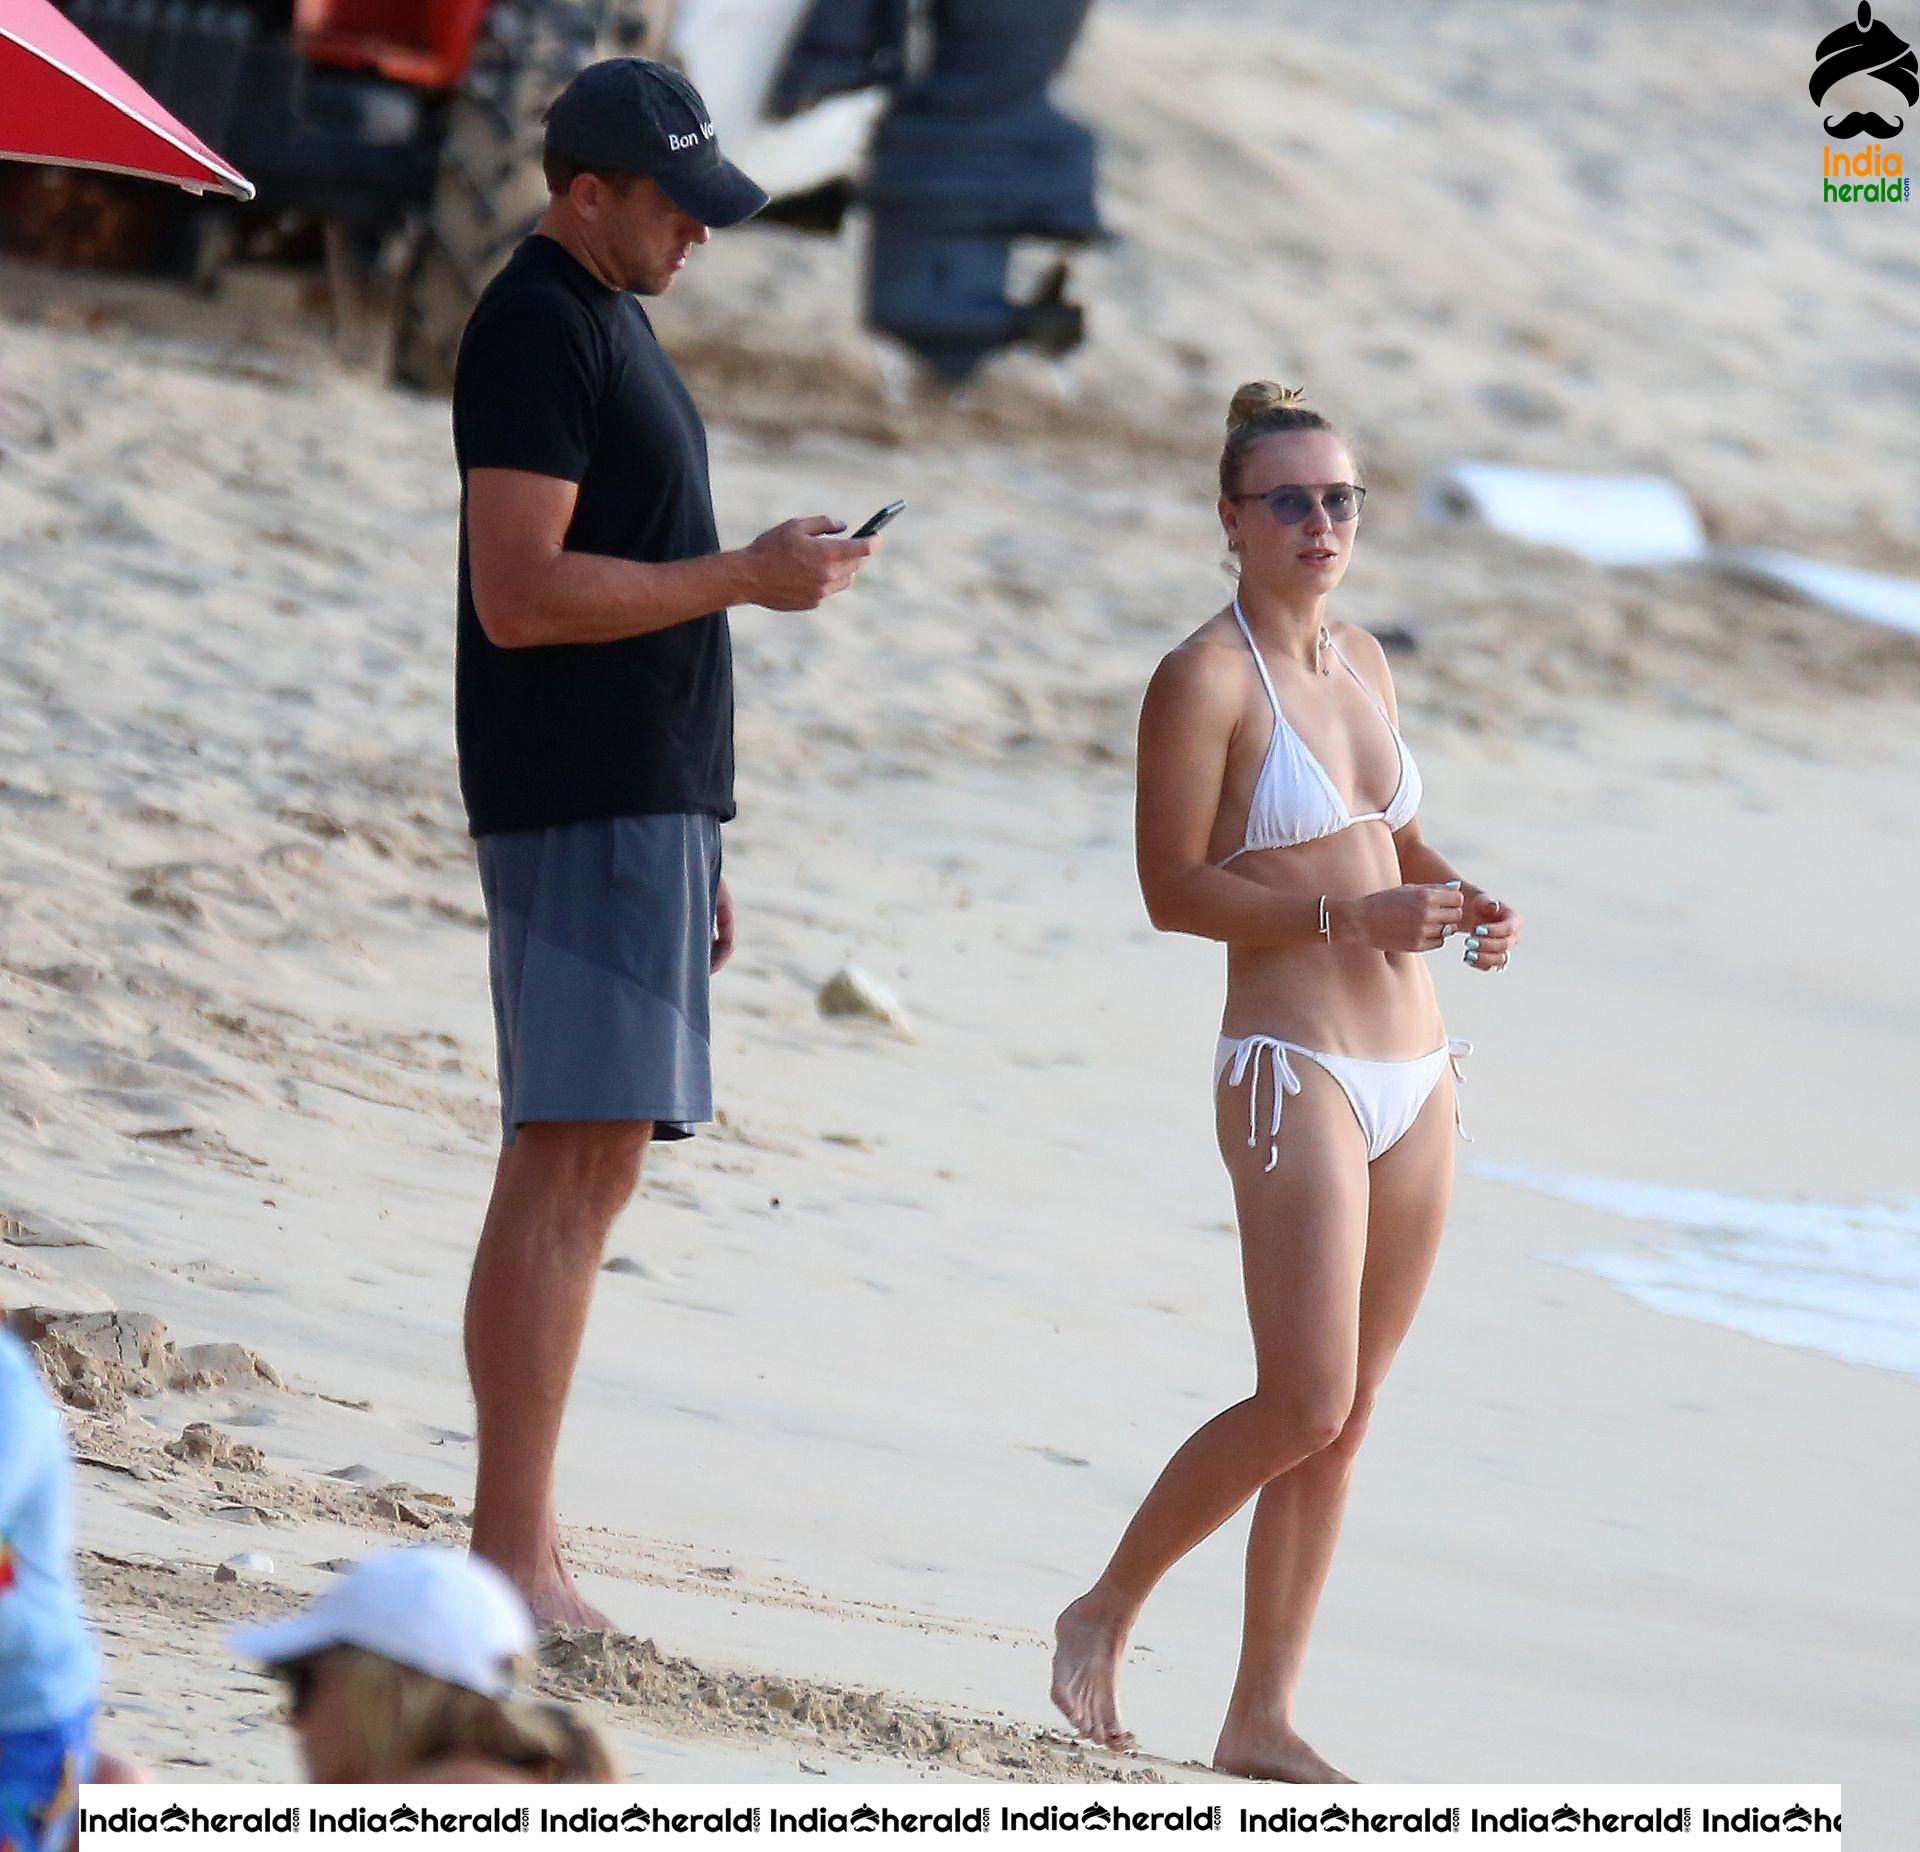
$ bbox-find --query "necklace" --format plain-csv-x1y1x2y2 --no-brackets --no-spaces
1234,590,1336,676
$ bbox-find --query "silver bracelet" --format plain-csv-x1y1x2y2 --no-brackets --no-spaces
1318,894,1332,942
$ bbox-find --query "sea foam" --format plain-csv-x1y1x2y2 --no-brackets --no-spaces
1471,1162,1920,1383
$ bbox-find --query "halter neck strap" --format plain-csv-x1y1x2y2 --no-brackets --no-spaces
1328,638,1395,727
1230,593,1284,717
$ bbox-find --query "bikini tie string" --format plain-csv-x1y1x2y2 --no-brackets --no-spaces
1447,1037,1474,1143
1225,1035,1302,1173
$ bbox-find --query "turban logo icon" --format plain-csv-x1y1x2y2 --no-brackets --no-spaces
1811,2,1918,138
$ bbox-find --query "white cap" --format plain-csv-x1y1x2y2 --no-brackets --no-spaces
229,1546,535,1699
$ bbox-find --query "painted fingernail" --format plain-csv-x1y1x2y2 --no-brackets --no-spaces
1465,949,1479,962
1444,880,1462,888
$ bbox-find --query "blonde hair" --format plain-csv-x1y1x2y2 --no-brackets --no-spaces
318,1647,615,1783
1218,380,1347,496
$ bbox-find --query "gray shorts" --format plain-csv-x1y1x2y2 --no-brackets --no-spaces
476,814,721,1145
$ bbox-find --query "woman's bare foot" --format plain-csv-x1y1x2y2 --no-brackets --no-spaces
1213,1716,1355,1783
1050,1592,1135,1749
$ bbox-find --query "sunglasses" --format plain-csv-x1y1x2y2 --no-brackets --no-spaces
1226,482,1367,525
278,1655,324,1721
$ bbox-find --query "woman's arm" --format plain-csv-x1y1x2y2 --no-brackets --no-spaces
1397,821,1521,968
1135,646,1328,948
1394,822,1476,901
1348,627,1525,969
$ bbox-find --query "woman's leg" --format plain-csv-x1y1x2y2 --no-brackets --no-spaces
1052,1064,1371,1748
1213,1065,1459,1780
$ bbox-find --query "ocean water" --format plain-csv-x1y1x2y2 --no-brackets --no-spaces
1470,1161,1920,1383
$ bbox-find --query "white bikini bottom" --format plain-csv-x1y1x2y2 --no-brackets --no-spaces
1214,1033,1473,1170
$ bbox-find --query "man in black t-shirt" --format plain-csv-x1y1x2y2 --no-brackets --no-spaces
452,58,877,1626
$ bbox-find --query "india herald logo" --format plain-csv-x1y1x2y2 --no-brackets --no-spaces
1811,2,1917,137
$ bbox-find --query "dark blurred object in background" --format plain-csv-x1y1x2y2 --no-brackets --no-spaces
2,0,1106,383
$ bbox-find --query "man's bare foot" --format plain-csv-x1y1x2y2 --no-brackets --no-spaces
1213,1717,1355,1783
545,1524,615,1629
526,1579,612,1630
471,1541,612,1630
524,1533,612,1629
1050,1593,1135,1750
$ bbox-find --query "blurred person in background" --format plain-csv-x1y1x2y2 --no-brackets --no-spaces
1,1328,144,1852
230,1545,613,1783
1052,384,1522,1779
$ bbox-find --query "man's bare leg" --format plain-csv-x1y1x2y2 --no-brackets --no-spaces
463,1118,650,1627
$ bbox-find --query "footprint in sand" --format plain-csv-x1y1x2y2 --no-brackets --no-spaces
324,1463,385,1485
165,1258,271,1293
602,1256,671,1282
1020,1444,1091,1469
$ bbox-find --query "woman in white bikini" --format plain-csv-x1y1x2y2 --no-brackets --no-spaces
1051,382,1523,1780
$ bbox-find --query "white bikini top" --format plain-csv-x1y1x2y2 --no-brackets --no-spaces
1216,593,1422,864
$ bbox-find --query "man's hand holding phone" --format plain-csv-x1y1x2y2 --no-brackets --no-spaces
737,501,902,612
738,516,876,611
852,499,905,539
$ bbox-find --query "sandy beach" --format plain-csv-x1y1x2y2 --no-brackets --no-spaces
3,0,1916,1830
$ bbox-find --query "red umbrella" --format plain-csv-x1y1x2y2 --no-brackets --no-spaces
0,0,253,199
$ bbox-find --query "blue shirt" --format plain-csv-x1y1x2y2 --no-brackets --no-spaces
0,1332,99,1732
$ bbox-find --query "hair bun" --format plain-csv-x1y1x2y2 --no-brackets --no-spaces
1226,380,1306,431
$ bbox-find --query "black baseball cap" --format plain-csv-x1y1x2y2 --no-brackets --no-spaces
543,59,769,229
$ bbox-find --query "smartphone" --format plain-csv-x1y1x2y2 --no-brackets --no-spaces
852,499,906,539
